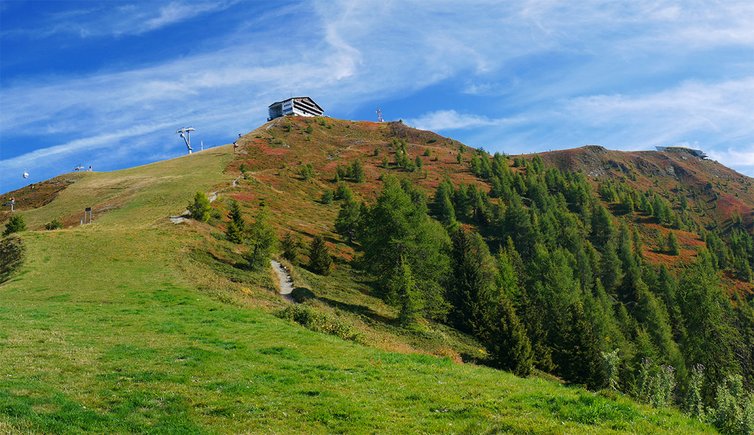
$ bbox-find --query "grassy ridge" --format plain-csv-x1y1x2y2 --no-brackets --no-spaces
0,228,711,433
0,127,714,433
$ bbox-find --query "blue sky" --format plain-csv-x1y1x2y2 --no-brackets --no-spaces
2,1,754,192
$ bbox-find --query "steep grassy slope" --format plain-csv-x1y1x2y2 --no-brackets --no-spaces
0,124,713,433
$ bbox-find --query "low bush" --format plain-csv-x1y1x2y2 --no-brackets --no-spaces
277,305,360,342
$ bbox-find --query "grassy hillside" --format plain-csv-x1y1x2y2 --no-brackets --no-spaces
0,123,714,433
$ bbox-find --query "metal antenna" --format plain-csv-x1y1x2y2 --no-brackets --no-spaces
376,108,383,123
177,127,195,154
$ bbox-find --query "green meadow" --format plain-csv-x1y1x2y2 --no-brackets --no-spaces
0,145,713,433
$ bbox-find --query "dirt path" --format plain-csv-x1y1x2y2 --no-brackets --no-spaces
271,260,294,301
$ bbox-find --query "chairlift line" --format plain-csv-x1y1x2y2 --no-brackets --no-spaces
176,127,195,154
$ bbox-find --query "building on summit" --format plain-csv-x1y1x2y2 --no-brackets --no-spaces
268,97,324,121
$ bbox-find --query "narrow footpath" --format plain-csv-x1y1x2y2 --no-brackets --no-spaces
271,260,294,302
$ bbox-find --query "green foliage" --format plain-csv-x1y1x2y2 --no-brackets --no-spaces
225,200,245,243
602,349,621,391
667,232,680,255
0,237,24,284
245,207,276,270
307,235,332,275
188,192,211,222
280,232,303,264
225,220,243,244
359,176,450,319
489,296,533,376
432,180,456,227
321,190,334,204
390,257,422,326
277,304,360,342
685,364,706,419
350,159,365,183
44,219,63,230
710,374,754,435
334,182,353,201
299,163,314,180
334,198,361,244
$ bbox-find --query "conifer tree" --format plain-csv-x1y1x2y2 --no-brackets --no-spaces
390,257,422,326
225,220,243,244
432,180,456,227
350,159,365,182
489,296,533,376
447,228,498,335
667,232,680,255
601,238,624,294
2,214,26,236
225,200,245,243
188,191,212,222
246,207,276,270
281,232,302,263
307,235,332,275
335,198,361,244
360,176,451,319
679,252,739,399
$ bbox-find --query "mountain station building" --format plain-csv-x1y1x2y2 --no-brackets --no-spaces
268,97,324,121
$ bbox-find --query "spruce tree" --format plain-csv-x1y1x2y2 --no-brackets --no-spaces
307,235,332,275
447,228,498,335
489,295,533,376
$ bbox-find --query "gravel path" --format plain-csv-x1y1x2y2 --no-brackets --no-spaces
271,260,294,300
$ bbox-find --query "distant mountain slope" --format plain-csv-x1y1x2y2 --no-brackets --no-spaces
531,145,754,231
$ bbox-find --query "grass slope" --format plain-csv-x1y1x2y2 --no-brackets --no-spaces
0,124,713,433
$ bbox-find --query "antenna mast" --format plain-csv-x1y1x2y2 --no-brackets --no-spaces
176,127,195,154
376,108,383,123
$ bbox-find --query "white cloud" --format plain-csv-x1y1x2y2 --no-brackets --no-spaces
407,110,520,131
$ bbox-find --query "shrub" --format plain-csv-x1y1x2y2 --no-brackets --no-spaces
44,219,63,230
299,163,314,181
277,305,360,342
321,190,334,204
334,183,353,201
3,214,26,236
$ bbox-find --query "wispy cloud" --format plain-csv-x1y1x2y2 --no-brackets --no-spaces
2,0,754,190
407,110,521,131
1,1,238,39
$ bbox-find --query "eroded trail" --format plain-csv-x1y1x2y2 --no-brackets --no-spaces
271,260,294,301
